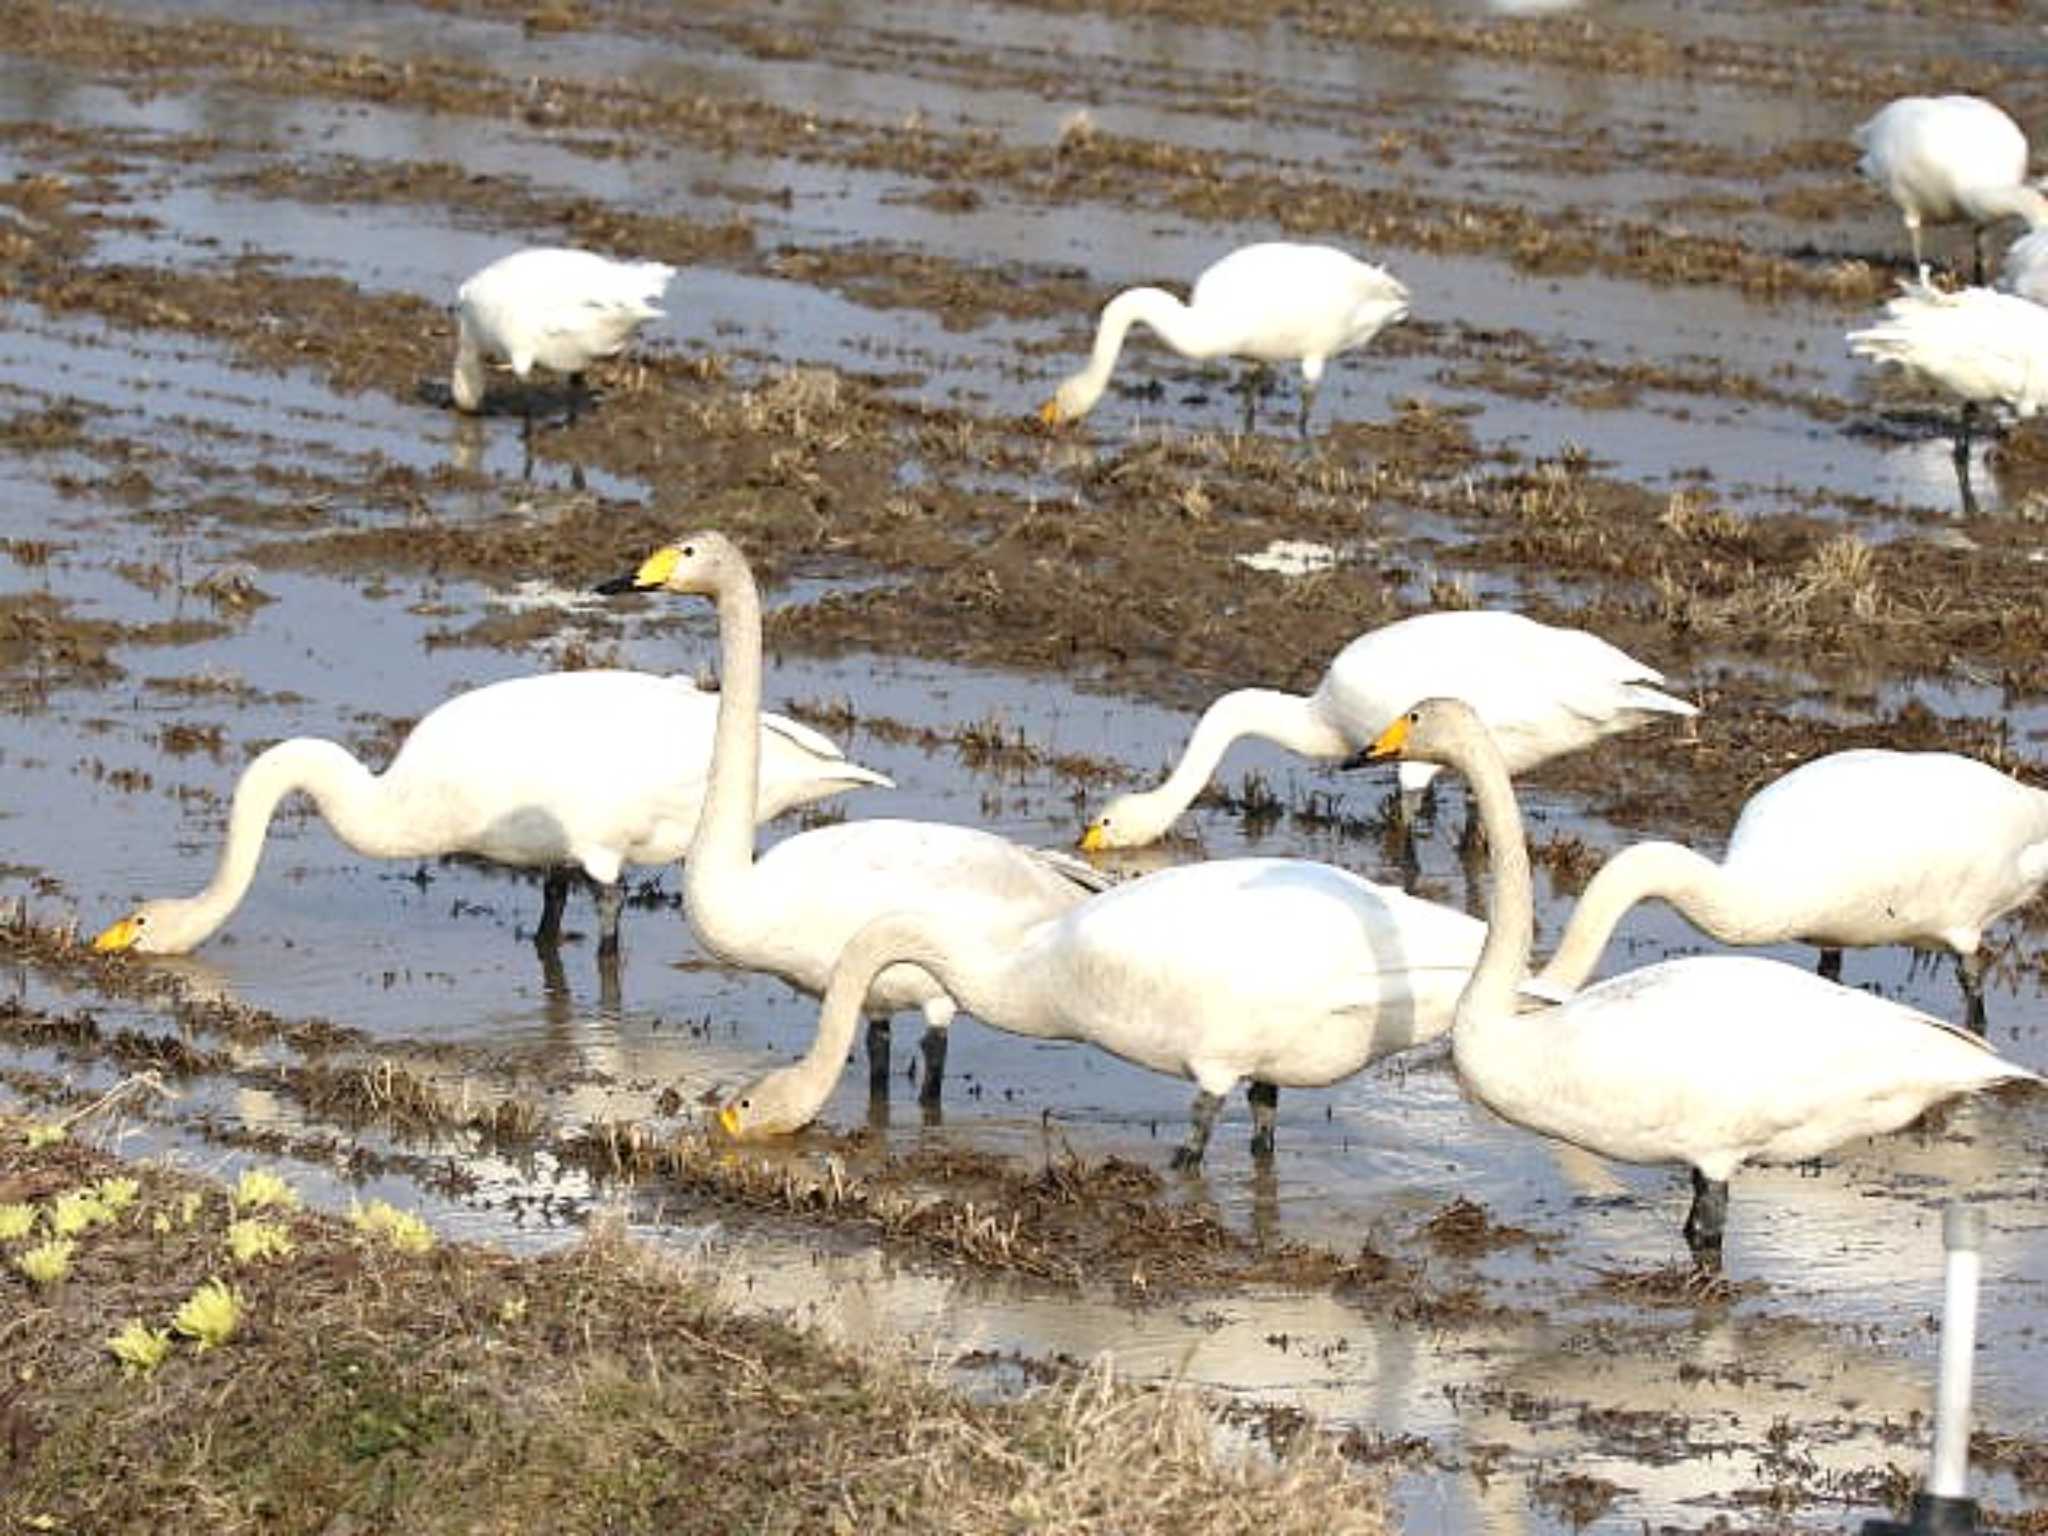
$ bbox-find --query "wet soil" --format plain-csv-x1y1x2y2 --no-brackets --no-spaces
6,0,2048,1530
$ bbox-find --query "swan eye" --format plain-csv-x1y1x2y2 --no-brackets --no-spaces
738,1097,751,1111
681,544,696,558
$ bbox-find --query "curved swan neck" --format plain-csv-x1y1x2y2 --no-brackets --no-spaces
1538,841,1738,991
1066,286,1230,410
184,739,383,937
1971,183,2048,231
687,552,768,908
776,911,1009,1123
1452,719,1535,1026
1151,688,1343,817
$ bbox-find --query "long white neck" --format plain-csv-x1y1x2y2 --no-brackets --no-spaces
1135,689,1347,832
765,910,1016,1128
1450,718,1538,1031
175,739,393,944
684,556,768,953
1538,841,1773,991
1061,287,1234,416
1969,183,2048,231
451,316,486,411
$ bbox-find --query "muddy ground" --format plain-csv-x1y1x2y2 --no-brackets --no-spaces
5,0,2048,1530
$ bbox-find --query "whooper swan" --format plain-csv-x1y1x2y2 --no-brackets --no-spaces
1080,610,1696,851
596,532,1105,1101
1038,242,1410,439
1368,699,2038,1268
451,247,675,424
1846,278,2048,499
92,671,889,957
1853,96,2048,282
717,854,1485,1166
1538,748,2048,1031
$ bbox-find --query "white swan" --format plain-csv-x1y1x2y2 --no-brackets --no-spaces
1038,242,1410,438
1853,96,2048,282
1847,279,2048,502
1997,226,2048,305
1538,749,2048,1031
597,533,1106,1101
451,247,675,420
717,854,1486,1164
91,671,889,957
1368,699,2039,1266
1080,610,1696,850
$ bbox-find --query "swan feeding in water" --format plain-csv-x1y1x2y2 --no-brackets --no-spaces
716,853,1487,1166
1853,95,2048,283
1537,748,2048,1032
92,671,889,957
451,247,675,425
1038,242,1410,439
596,532,1107,1101
1080,609,1696,850
1369,699,2039,1267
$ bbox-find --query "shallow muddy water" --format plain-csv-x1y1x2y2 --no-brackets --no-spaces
6,0,2048,1529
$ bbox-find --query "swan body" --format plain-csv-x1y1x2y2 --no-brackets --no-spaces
1998,226,2048,305
1081,610,1696,850
1370,700,2039,1265
1040,242,1410,437
91,671,890,956
1853,96,2048,279
1848,280,2048,421
1539,749,2048,1027
719,855,1485,1164
451,247,675,413
599,533,1102,1101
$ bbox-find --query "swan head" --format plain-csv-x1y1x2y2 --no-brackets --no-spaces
595,529,743,599
715,1071,815,1140
1037,371,1103,427
92,899,213,956
1078,790,1181,851
1366,697,1485,767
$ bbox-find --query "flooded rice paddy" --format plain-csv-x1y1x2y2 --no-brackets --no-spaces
6,0,2048,1528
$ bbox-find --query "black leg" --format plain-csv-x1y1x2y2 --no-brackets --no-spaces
595,945,622,1015
1171,1089,1223,1170
1682,1167,1728,1269
866,1016,892,1096
1954,402,1982,516
1247,1080,1279,1159
535,869,570,949
1239,366,1258,436
567,371,588,427
1960,949,1989,1036
1816,947,1843,984
918,1027,948,1106
593,881,625,956
1296,379,1317,443
1973,226,1987,287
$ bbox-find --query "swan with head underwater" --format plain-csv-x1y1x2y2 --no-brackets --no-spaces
450,247,675,428
91,671,893,959
595,532,1110,1100
1536,748,2048,1032
1080,609,1697,852
1853,95,2048,283
1369,698,2039,1267
1038,242,1410,440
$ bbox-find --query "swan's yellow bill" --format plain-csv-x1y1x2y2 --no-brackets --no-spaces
632,545,683,589
1078,824,1107,853
1037,399,1063,426
716,1104,741,1138
1367,715,1412,759
93,917,141,953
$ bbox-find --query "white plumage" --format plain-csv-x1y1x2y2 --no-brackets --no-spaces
1371,700,2040,1266
92,671,891,956
1539,749,2048,1029
1080,610,1696,850
1849,280,2048,421
1999,226,2048,305
1853,95,2048,280
1039,241,1410,437
603,533,1106,1102
451,247,675,414
718,855,1486,1163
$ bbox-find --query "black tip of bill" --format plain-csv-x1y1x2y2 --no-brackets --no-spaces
592,574,641,596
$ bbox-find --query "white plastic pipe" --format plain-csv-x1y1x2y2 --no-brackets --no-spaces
1928,1202,1985,1500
